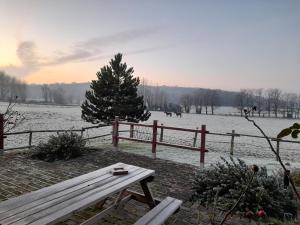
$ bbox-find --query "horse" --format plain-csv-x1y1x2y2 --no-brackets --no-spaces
164,111,172,117
175,112,182,117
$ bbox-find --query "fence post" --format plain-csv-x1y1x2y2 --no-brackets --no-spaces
113,116,119,149
80,128,84,138
193,127,198,147
130,124,134,138
200,125,206,168
230,130,235,155
276,139,280,161
28,131,33,149
152,120,158,159
159,123,164,142
0,114,4,155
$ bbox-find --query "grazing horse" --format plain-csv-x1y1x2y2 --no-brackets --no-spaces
175,112,182,118
164,111,172,117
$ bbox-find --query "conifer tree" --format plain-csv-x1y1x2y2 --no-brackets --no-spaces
81,53,151,124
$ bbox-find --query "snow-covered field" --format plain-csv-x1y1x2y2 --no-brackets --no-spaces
1,102,300,170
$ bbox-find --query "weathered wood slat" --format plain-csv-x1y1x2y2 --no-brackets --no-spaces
133,197,182,225
0,165,154,225
0,163,124,212
26,169,154,225
79,193,132,225
0,167,146,224
0,165,137,220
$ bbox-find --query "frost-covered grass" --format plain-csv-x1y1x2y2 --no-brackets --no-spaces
1,102,300,170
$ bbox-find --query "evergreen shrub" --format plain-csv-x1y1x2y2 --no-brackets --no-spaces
30,132,86,162
191,157,297,219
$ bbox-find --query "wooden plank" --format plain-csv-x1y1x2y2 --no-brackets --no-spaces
80,194,132,225
140,177,156,209
124,190,160,205
4,168,154,225
133,197,182,225
0,166,143,224
0,165,138,220
27,169,154,225
147,199,182,225
0,163,124,212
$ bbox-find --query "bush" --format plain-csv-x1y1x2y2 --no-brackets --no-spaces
30,132,86,162
191,157,297,219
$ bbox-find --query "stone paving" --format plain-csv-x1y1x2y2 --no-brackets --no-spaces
0,148,200,225
0,148,273,225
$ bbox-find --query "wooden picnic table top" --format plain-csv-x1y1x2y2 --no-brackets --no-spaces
0,162,155,225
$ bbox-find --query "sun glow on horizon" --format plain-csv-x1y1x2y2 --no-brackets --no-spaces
0,41,20,67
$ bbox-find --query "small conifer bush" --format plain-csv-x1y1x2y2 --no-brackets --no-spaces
191,157,297,219
30,132,86,162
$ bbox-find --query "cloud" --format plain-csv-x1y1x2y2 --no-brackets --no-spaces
83,45,173,62
0,27,167,77
17,41,39,67
78,27,160,49
0,41,39,78
44,49,99,66
45,27,161,66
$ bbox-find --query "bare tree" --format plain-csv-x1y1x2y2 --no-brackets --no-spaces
0,72,27,102
266,88,282,117
0,72,10,100
297,94,300,119
253,88,264,117
41,84,51,102
209,89,219,115
2,98,25,133
235,89,247,116
180,94,192,113
51,87,66,105
193,89,203,114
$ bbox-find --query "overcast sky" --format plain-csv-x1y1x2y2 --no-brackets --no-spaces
0,0,299,92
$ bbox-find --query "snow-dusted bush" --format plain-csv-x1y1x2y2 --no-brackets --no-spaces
30,132,86,162
191,157,297,219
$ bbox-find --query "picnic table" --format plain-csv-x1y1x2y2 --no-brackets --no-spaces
0,162,182,225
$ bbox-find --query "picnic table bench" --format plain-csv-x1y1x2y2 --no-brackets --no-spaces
0,162,182,225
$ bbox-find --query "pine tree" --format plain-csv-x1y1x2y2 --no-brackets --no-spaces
81,53,151,124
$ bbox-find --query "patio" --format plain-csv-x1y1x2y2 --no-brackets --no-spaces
0,148,199,225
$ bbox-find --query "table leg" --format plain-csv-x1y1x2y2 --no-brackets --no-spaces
140,176,156,209
114,189,127,208
95,198,107,209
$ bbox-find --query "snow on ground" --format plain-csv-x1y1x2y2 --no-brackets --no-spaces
1,102,300,171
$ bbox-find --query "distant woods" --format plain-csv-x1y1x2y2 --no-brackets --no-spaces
236,88,300,119
138,80,300,118
1,71,299,119
138,79,220,114
0,71,27,102
0,71,82,105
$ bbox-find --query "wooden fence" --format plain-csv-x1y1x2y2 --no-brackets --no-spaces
112,116,209,167
1,114,300,167
0,113,111,153
111,117,300,167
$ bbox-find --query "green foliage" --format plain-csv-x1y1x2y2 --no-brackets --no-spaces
81,53,151,124
277,123,300,139
291,171,300,186
191,157,297,219
30,132,86,162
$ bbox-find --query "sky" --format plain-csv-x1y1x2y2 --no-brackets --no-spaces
0,0,299,92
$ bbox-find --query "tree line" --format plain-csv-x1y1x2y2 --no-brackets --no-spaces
138,79,220,114
236,88,300,119
41,84,73,105
0,72,78,105
0,71,27,102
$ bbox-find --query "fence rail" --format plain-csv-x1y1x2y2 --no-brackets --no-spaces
111,116,300,167
1,114,300,167
0,120,111,152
